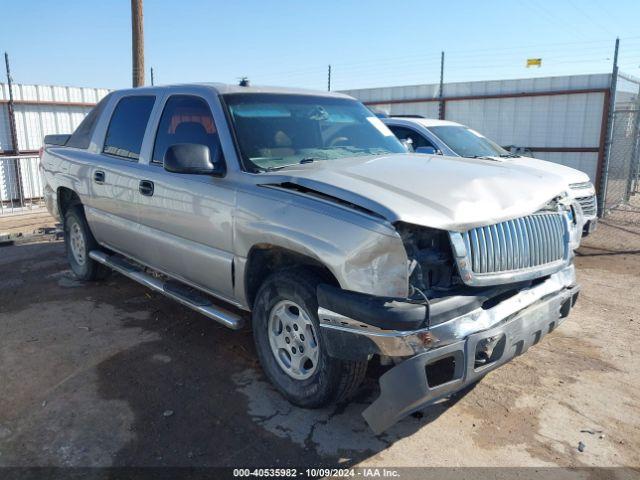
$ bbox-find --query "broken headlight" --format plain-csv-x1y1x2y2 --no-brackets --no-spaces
395,222,458,297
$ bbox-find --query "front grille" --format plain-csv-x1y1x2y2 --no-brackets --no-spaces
461,213,566,274
576,195,597,217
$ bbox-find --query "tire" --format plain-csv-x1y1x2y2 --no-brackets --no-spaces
252,268,367,408
64,205,110,281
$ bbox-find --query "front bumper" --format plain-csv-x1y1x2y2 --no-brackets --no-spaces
317,265,579,433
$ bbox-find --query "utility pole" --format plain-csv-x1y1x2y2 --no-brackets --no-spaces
598,37,620,214
4,52,24,204
327,64,332,91
131,0,145,87
438,51,445,120
150,67,155,86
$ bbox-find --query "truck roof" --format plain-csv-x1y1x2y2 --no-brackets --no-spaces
112,83,354,99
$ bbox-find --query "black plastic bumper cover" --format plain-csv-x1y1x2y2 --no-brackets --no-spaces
317,283,526,332
317,284,428,331
362,286,579,434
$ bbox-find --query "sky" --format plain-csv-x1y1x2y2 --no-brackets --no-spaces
2,0,640,91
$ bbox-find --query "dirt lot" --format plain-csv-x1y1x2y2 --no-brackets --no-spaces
0,210,58,242
0,216,638,469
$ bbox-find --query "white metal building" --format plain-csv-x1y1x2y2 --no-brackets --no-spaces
342,73,614,183
0,83,108,203
0,83,109,152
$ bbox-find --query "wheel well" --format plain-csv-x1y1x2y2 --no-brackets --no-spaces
244,245,339,309
57,187,82,219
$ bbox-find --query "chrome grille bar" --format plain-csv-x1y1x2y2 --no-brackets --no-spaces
460,213,566,276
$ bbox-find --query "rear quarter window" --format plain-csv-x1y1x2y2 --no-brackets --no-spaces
65,94,111,149
103,95,155,160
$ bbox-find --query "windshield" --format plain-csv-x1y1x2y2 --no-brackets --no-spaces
428,125,509,158
223,93,405,171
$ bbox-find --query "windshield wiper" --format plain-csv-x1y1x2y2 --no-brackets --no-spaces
499,153,520,158
465,155,495,160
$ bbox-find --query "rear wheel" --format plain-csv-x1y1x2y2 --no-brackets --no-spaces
252,269,367,408
64,206,110,281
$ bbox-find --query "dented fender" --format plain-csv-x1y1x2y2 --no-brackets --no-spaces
233,185,409,306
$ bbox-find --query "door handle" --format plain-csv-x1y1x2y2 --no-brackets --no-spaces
93,170,105,184
139,180,154,196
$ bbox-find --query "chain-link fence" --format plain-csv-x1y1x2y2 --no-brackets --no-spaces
581,72,640,255
599,73,640,226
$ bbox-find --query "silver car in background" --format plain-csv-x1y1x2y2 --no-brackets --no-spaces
383,116,598,235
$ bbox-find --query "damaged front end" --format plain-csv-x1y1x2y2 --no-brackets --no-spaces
317,202,582,434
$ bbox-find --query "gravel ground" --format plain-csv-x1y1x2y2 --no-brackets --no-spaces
0,219,638,470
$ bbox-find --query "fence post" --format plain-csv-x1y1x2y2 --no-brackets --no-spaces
628,89,640,196
438,51,445,120
4,54,19,156
4,52,25,207
597,38,619,216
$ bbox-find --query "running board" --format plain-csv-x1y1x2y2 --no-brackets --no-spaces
89,250,245,330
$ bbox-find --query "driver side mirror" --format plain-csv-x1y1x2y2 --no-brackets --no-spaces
164,143,225,176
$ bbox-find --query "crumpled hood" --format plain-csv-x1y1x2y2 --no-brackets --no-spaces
261,154,569,232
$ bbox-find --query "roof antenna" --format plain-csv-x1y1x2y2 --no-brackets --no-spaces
239,77,250,87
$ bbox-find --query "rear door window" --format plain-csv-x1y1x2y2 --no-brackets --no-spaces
152,95,220,164
103,96,155,160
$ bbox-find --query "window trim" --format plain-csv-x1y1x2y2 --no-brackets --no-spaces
102,94,157,162
150,94,226,175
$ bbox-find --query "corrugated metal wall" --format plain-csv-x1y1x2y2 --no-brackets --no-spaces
343,74,611,182
0,83,109,202
0,83,109,152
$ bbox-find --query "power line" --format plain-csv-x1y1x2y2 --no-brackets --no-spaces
250,37,640,92
232,35,640,76
566,0,615,36
257,48,636,83
254,42,640,82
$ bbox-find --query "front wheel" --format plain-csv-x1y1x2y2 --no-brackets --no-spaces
252,269,367,408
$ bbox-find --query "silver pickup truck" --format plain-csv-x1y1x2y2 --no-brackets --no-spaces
41,83,583,433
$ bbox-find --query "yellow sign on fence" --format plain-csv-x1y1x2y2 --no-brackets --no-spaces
527,58,542,68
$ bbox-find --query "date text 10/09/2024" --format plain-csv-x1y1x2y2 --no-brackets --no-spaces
232,468,401,478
